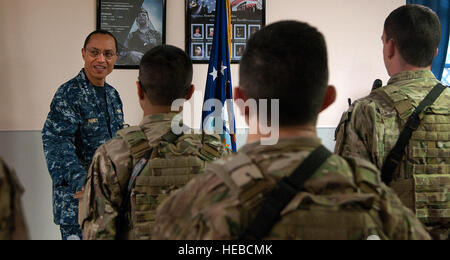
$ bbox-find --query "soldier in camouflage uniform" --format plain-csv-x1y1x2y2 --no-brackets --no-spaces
152,21,430,240
81,45,230,240
335,5,449,240
0,158,29,240
42,30,125,240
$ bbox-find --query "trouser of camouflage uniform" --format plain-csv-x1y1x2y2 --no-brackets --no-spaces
60,225,82,240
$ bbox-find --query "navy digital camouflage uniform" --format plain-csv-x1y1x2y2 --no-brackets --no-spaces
42,69,124,239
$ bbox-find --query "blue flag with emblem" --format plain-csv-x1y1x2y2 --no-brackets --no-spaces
201,0,237,152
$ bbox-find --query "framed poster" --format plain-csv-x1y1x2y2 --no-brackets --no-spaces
97,0,166,69
185,0,266,64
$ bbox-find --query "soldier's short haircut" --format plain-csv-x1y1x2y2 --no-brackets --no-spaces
139,45,193,106
384,4,441,67
240,20,329,126
83,29,119,53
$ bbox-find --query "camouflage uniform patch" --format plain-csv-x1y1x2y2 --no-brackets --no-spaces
42,69,124,227
81,113,230,240
152,137,430,240
335,70,450,239
0,158,29,240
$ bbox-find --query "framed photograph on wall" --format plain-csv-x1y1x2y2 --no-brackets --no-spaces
191,43,205,58
233,43,246,59
191,24,205,40
206,43,213,58
233,24,246,40
206,24,215,39
248,24,261,38
97,0,166,69
186,0,266,64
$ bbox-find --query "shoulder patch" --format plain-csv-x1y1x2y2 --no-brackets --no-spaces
116,126,143,139
208,153,265,193
116,126,150,161
344,156,382,194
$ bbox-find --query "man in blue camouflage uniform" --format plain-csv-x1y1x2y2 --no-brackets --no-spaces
42,30,124,240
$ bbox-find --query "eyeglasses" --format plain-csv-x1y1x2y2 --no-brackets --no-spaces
86,48,117,60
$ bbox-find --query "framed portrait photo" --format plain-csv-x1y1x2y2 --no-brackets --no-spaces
234,43,246,59
97,0,166,69
191,43,205,59
206,24,215,39
206,43,213,58
248,24,261,38
186,0,266,64
233,24,247,40
191,24,205,40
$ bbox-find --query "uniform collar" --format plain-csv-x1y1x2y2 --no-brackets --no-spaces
240,137,322,154
78,69,111,89
139,112,179,127
387,70,436,85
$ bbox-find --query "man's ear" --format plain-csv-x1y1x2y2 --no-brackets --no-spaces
320,85,336,112
435,48,439,57
81,48,85,59
387,38,396,60
234,87,248,102
234,87,249,117
185,85,195,101
136,81,146,100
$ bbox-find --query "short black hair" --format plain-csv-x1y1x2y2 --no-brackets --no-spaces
83,29,119,53
384,4,441,67
240,21,329,126
139,45,193,105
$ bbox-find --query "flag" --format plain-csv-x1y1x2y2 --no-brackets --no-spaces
202,0,237,152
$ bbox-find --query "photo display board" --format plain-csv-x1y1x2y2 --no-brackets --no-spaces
186,0,265,63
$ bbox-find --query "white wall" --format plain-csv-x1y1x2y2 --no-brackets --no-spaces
0,0,405,240
267,0,405,127
0,0,404,131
